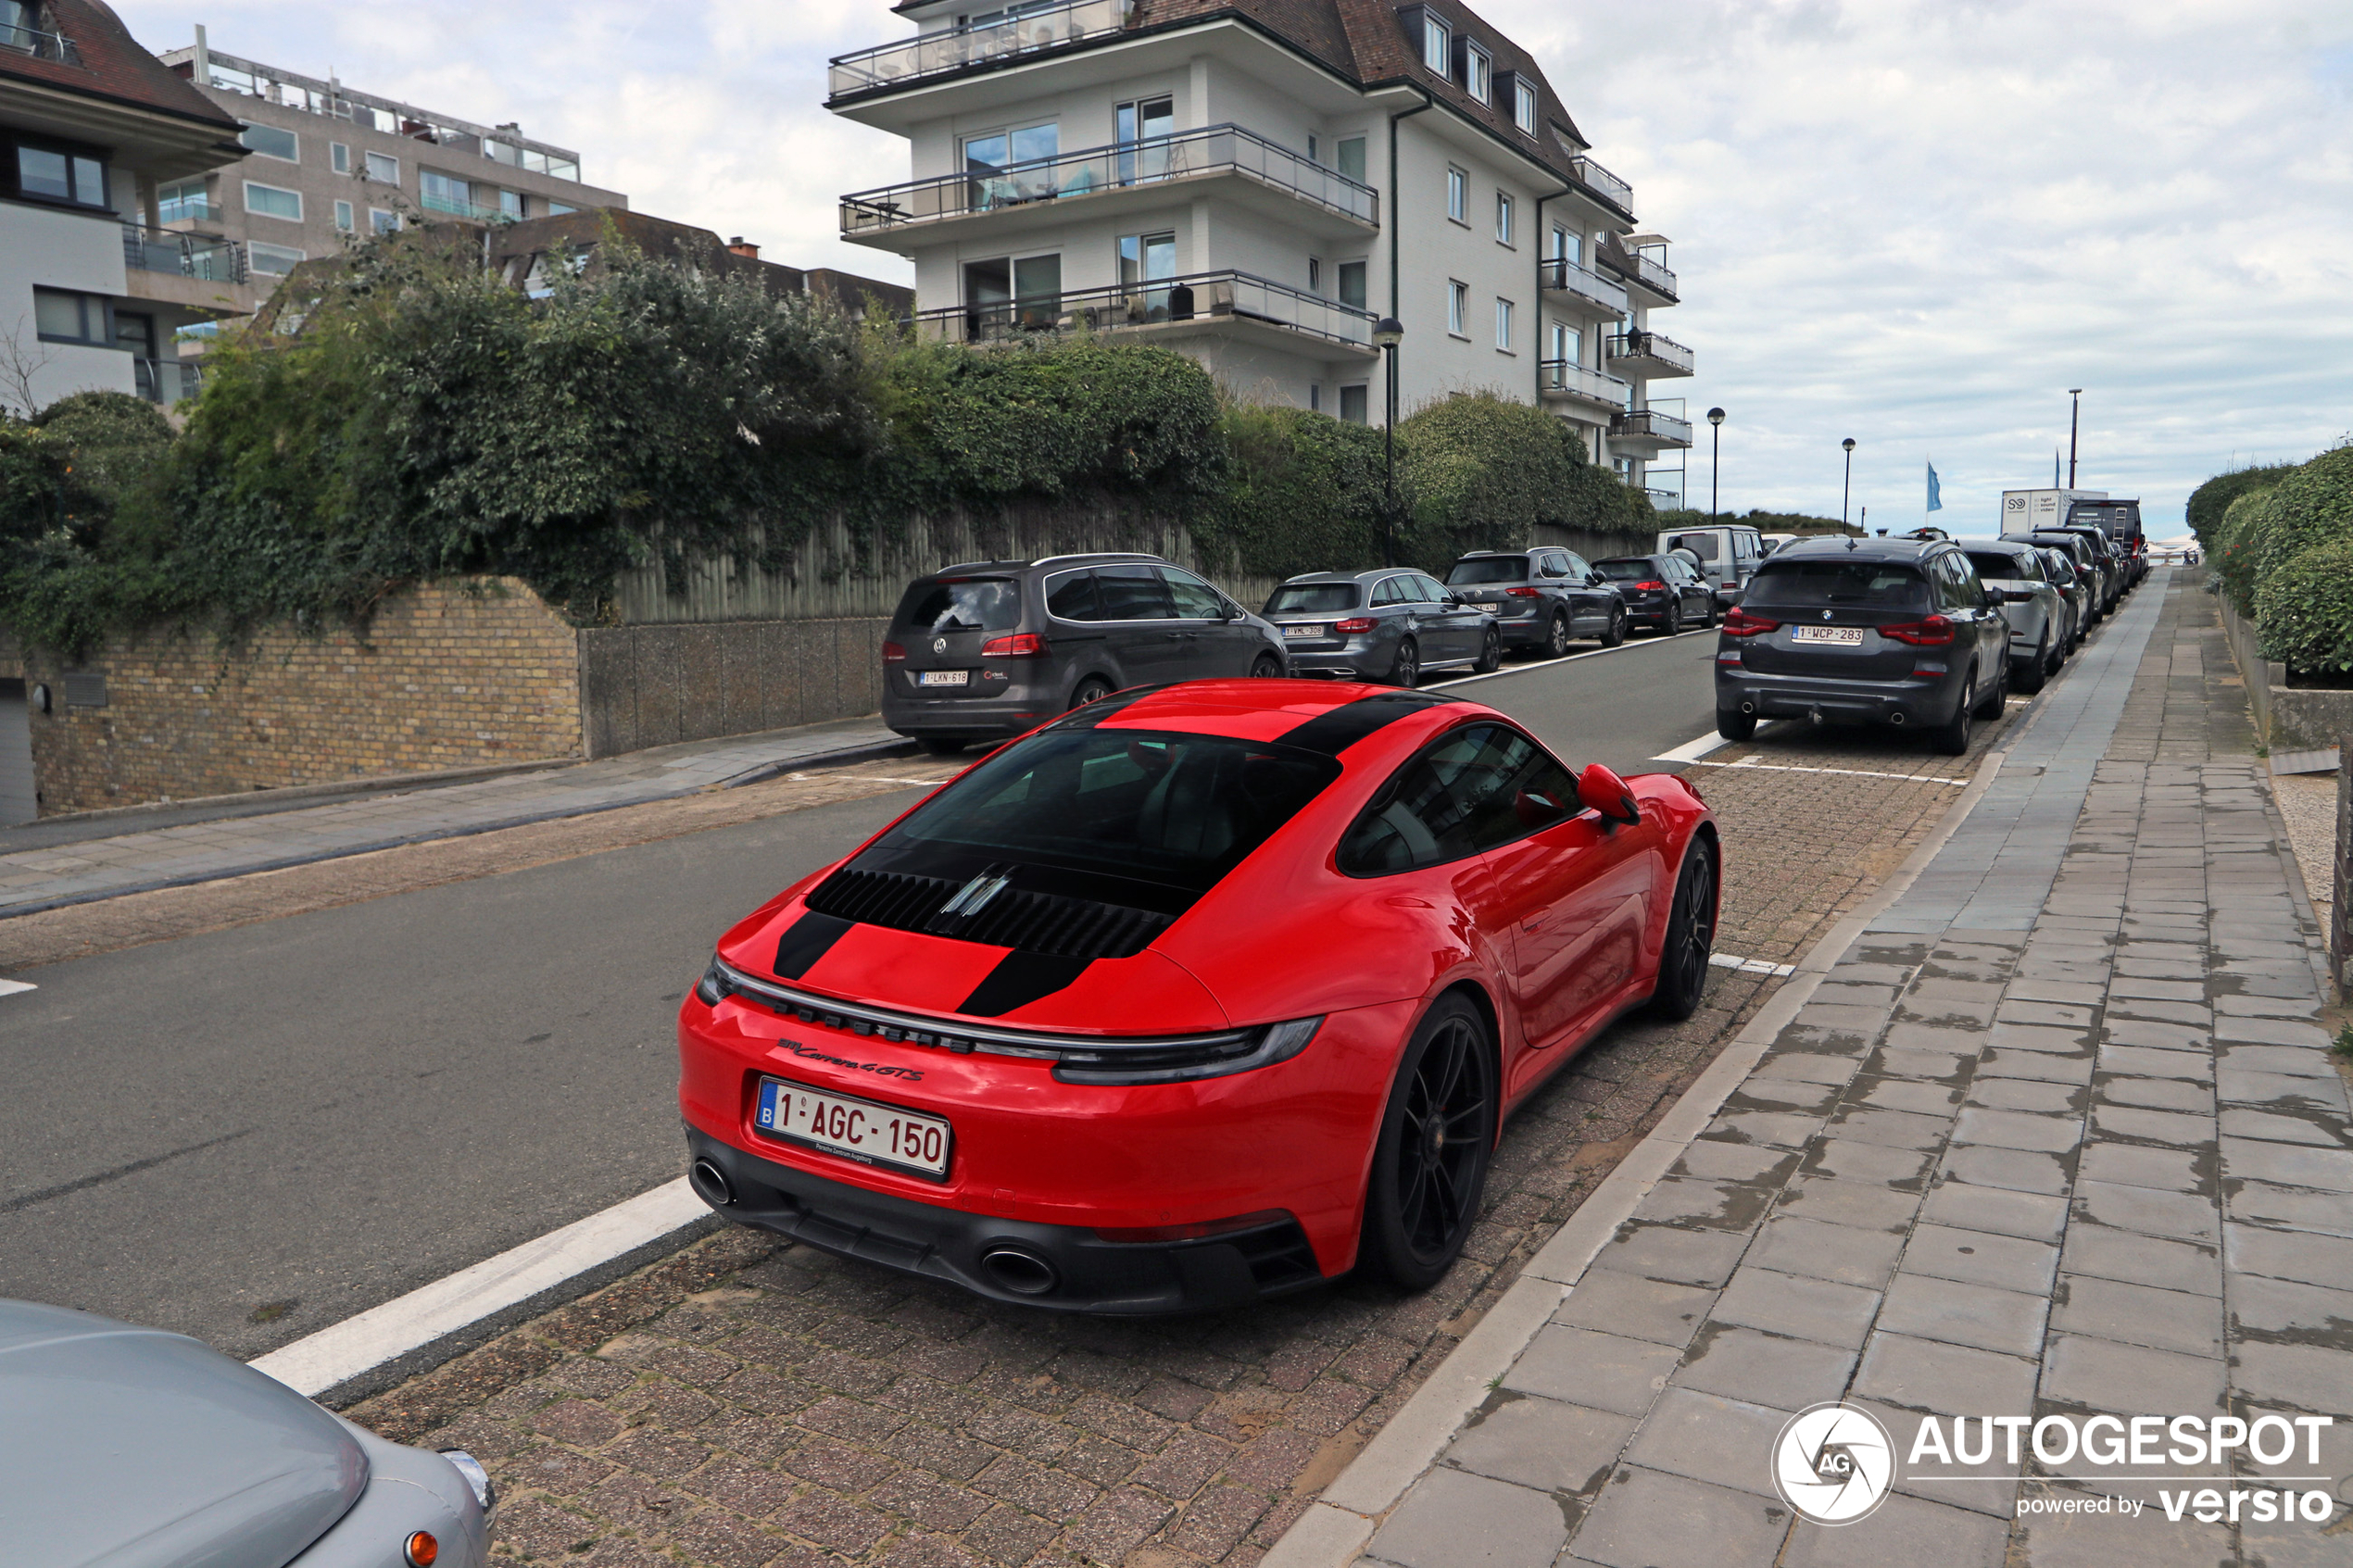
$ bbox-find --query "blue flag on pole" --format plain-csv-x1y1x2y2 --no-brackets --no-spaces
1926,459,1942,514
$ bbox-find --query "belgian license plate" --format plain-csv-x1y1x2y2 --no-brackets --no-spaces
1470,602,1502,614
917,670,969,687
1792,626,1864,646
1282,624,1324,639
756,1076,952,1179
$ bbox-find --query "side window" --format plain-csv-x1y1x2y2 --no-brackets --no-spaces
1160,566,1226,619
1095,564,1176,621
1411,572,1450,601
1371,576,1410,607
1339,724,1583,875
1045,569,1101,621
1562,553,1592,579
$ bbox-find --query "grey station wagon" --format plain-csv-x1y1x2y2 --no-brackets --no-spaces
1261,567,1500,684
881,554,1289,752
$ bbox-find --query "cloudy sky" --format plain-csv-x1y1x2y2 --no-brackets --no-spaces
116,1,2353,527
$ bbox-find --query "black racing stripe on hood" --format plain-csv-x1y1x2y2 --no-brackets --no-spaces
1277,690,1464,757
958,951,1095,1017
774,912,855,980
1045,683,1174,731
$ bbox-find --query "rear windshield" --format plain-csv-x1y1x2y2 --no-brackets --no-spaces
1446,558,1529,585
1265,583,1361,615
896,577,1021,633
1593,558,1662,581
867,728,1340,894
1663,533,1718,560
1745,561,1931,611
1966,552,2027,582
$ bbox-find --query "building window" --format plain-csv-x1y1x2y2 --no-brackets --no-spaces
247,242,306,275
547,201,575,216
1337,259,1367,310
1516,79,1538,133
17,142,107,208
240,122,297,161
1550,320,1579,365
31,287,107,345
333,199,354,232
1422,13,1450,71
1309,383,1321,412
1551,223,1579,265
1465,42,1491,103
157,178,210,223
1446,166,1466,223
1447,280,1467,337
500,189,523,218
331,142,350,174
1495,191,1514,245
1336,135,1366,182
1495,297,1513,351
1307,132,1320,165
370,207,398,234
1340,384,1368,424
243,181,302,220
1307,257,1322,294
421,169,475,216
364,150,399,184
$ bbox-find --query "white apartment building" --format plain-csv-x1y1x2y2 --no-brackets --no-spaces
826,0,1692,498
0,0,247,411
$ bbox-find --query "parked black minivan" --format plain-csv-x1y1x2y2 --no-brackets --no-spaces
880,554,1289,753
1715,537,2014,754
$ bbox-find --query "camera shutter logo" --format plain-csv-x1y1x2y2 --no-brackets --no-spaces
1773,1403,1894,1524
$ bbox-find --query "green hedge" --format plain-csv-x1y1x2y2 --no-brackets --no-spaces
2257,536,2353,672
2186,463,2296,546
2251,445,2353,591
1394,392,1651,568
1204,402,1386,582
2213,486,2274,618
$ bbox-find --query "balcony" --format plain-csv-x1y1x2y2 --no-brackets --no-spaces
842,124,1378,249
1569,157,1632,215
830,0,1129,103
1603,249,1679,304
1538,256,1626,319
122,223,248,284
1,18,80,63
1538,359,1631,415
1604,330,1694,378
1608,408,1694,452
915,270,1377,357
421,190,507,221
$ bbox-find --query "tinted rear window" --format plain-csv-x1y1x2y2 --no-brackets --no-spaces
1745,561,1931,610
1446,558,1529,585
1593,558,1662,581
896,577,1021,633
1266,583,1361,614
1966,552,2026,581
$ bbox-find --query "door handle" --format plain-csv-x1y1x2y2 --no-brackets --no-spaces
1521,914,1547,932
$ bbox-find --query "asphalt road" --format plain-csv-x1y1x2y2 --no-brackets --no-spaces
0,633,1722,1359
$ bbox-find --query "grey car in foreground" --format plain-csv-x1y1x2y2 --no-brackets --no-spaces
1959,537,2070,693
1,1298,494,1567
881,553,1290,752
1261,567,1500,684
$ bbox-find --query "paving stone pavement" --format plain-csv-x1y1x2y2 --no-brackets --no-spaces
1364,571,2353,1567
0,719,901,922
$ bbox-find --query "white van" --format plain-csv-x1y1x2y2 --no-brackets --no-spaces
1656,523,1766,598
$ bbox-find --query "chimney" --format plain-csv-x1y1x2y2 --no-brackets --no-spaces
726,236,760,259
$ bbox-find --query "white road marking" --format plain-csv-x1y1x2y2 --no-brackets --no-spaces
1653,732,1735,765
247,1177,709,1397
0,979,34,997
1710,952,1797,978
1697,759,1971,786
1420,627,1715,693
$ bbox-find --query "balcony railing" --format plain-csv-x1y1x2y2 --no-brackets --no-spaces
121,222,248,284
1604,330,1695,374
1538,256,1626,316
421,190,507,221
1,19,80,63
1570,156,1632,212
842,123,1378,238
1538,359,1631,407
1605,250,1679,301
830,0,1129,101
915,270,1377,351
1610,408,1694,447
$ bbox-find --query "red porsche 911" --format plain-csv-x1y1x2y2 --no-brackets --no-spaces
678,680,1718,1313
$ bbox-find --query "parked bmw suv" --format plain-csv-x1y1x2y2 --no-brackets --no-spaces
1262,567,1500,684
882,554,1288,753
1441,548,1626,654
1959,538,2069,694
1716,536,2014,754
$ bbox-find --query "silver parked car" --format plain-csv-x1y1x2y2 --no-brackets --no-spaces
2036,546,2092,652
1,1298,494,1567
1261,567,1501,685
1960,538,2070,693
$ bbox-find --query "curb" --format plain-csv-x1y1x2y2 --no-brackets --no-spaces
1263,721,2020,1567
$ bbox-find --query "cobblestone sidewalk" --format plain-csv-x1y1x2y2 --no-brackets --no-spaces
1354,572,2353,1567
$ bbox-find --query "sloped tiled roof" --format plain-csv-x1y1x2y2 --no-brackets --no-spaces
0,0,242,131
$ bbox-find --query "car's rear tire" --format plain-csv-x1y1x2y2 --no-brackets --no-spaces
1931,676,1973,756
1543,612,1572,659
1250,654,1282,679
1600,606,1627,647
1700,596,1718,629
1663,601,1683,637
1974,660,2007,719
2014,630,2048,694
921,738,968,756
1473,627,1503,673
1648,839,1718,1021
1717,710,1755,742
2047,626,2068,676
1360,995,1495,1290
1387,637,1420,687
1068,676,1114,709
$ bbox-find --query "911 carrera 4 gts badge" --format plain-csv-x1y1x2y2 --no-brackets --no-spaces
773,1037,925,1082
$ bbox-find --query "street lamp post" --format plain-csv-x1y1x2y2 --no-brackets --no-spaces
1706,407,1726,518
2067,388,2082,488
1374,316,1404,566
1842,437,1857,528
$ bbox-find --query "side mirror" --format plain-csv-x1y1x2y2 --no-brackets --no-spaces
1577,763,1641,825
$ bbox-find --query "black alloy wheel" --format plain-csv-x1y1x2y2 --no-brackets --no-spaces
2015,628,2048,694
2046,624,2068,676
1663,600,1684,637
1388,637,1420,688
1600,606,1627,648
1649,841,1718,1020
1473,626,1503,674
1068,676,1114,709
1932,675,1973,756
1250,654,1283,679
1362,996,1495,1288
1544,611,1572,659
1974,659,2007,719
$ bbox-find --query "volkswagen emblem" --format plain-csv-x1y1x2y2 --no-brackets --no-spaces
933,637,948,654
1822,610,1833,621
